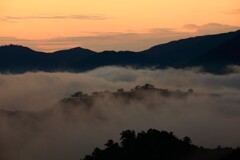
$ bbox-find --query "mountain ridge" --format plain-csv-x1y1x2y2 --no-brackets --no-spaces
0,30,239,73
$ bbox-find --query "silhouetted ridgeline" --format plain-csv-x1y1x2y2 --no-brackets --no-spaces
82,129,240,160
60,84,194,110
0,84,195,135
0,84,194,125
0,30,240,73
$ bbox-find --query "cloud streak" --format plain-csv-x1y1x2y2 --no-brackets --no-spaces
0,23,239,52
224,9,240,14
0,14,107,21
183,23,240,35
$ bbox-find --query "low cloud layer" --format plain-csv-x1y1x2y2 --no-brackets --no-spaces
0,67,240,160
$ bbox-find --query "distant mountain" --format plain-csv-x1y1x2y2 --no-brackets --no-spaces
0,45,96,73
190,32,240,72
52,47,95,55
142,30,240,68
0,30,239,73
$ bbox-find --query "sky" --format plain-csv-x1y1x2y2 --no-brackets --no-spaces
0,0,240,52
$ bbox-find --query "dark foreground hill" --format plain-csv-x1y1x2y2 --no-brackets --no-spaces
0,30,239,73
82,129,240,160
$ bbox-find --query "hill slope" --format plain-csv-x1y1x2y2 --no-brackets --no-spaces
190,32,240,72
0,30,239,73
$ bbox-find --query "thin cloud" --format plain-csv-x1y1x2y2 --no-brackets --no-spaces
0,17,11,22
148,28,177,34
183,23,240,35
223,9,240,14
0,23,239,52
0,14,107,21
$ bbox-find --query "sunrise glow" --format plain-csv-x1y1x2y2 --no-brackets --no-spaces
0,0,240,51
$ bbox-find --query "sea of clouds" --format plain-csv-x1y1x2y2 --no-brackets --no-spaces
0,67,240,160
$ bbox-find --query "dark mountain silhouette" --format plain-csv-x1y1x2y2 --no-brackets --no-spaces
52,47,95,55
0,30,239,73
82,129,240,160
0,45,96,73
190,32,240,72
142,30,240,68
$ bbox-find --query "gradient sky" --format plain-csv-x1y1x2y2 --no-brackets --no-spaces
0,0,240,52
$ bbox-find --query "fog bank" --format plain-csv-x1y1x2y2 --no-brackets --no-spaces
0,67,239,160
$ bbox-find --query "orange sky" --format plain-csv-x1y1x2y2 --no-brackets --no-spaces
0,0,240,51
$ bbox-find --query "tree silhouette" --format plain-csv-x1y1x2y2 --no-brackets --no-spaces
120,130,136,147
81,129,240,160
183,136,192,145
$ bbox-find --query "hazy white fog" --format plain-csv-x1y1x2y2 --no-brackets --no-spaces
0,67,240,160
